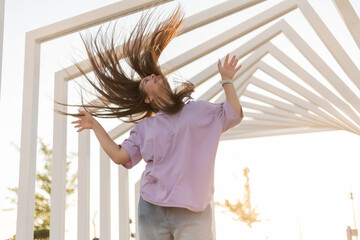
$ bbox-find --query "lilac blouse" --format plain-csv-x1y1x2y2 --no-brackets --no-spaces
120,100,242,212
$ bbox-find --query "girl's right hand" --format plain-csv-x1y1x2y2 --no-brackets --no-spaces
71,110,95,132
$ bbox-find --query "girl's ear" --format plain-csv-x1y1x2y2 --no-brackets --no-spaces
145,97,152,104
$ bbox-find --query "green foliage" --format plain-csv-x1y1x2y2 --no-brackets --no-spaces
34,229,49,239
5,139,77,238
217,167,261,227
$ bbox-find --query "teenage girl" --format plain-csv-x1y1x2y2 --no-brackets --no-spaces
70,7,243,240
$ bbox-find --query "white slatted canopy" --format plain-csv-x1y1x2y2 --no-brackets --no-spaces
15,0,360,239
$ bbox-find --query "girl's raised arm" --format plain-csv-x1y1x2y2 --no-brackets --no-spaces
72,110,131,165
217,53,244,118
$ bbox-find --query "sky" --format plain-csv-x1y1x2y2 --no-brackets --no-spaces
1,0,360,239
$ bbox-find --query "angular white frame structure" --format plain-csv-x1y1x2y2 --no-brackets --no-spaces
17,0,360,239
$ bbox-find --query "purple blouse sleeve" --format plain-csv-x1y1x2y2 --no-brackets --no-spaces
119,125,143,169
215,100,243,132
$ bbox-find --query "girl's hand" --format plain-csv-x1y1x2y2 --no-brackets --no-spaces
71,110,95,132
218,53,242,80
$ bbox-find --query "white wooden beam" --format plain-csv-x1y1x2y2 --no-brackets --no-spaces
134,180,141,240
240,101,319,124
297,0,360,91
181,0,265,34
222,127,336,140
16,34,41,240
118,167,130,239
198,42,271,101
30,0,173,43
78,130,90,240
0,0,4,100
212,43,358,135
333,0,360,50
100,148,111,239
161,0,297,72
205,20,356,131
189,21,283,87
242,89,334,128
257,61,360,133
60,0,265,80
206,19,360,131
281,20,360,120
50,73,68,240
244,111,315,126
108,122,134,139
249,77,335,127
210,198,216,240
268,42,360,130
236,118,311,128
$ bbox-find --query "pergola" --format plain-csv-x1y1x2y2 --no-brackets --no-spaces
13,0,360,239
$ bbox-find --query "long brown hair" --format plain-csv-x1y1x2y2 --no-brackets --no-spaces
62,7,195,123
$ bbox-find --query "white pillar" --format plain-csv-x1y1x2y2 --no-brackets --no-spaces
134,180,140,240
100,148,111,239
16,33,41,240
50,73,68,240
119,166,130,239
78,130,90,240
0,0,4,100
211,198,216,240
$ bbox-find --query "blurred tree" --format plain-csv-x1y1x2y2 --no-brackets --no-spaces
217,167,261,227
4,139,77,239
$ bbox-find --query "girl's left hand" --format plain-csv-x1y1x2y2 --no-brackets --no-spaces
218,53,242,80
71,110,95,132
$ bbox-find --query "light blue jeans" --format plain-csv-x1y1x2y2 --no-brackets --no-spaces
138,197,212,240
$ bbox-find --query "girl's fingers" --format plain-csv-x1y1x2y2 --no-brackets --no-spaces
78,110,87,116
234,57,239,66
230,55,236,65
218,59,222,69
224,53,229,65
235,64,242,71
71,120,81,124
77,127,85,132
